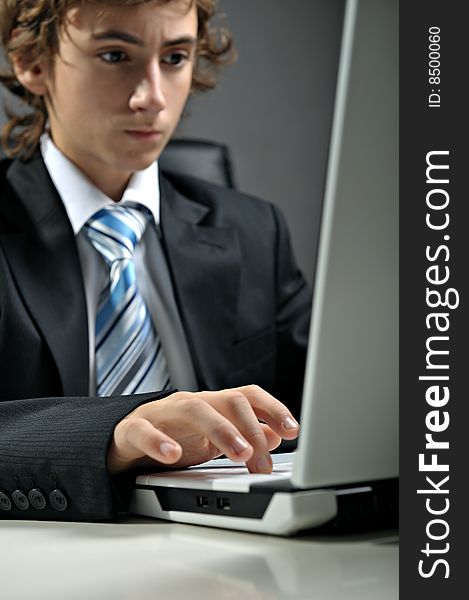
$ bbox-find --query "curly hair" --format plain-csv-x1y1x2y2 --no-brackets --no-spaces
0,0,234,159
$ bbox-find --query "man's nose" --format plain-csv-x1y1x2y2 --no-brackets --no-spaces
129,63,166,112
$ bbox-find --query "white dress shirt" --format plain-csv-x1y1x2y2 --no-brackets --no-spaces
40,133,198,395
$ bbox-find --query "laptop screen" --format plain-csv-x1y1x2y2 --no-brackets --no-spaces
292,0,399,488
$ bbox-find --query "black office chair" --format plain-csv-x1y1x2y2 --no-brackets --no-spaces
159,137,237,189
0,135,238,189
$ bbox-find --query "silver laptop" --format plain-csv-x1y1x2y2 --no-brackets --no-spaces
130,0,398,536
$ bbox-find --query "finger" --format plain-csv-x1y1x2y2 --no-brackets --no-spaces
218,392,274,474
115,417,182,465
260,423,282,451
174,396,254,463
233,385,300,439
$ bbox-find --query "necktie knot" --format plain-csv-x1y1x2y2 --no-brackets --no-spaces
82,203,170,396
84,205,149,263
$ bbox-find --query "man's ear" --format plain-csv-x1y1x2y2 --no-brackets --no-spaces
12,58,49,96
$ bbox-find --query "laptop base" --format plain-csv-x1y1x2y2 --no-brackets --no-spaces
130,478,398,536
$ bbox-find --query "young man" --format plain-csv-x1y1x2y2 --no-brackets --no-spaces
0,0,311,521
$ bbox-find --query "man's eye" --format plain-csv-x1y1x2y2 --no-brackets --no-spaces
100,50,128,63
162,52,188,67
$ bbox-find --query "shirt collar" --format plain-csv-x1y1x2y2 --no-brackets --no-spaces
40,132,160,234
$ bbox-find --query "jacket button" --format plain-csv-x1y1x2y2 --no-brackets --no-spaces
0,491,12,511
28,488,47,510
49,489,68,511
12,490,29,510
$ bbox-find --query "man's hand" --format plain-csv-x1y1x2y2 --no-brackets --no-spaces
108,385,300,475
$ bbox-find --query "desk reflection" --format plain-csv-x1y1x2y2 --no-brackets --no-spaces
0,518,398,600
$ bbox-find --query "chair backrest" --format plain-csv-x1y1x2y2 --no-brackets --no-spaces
0,137,237,189
159,138,237,189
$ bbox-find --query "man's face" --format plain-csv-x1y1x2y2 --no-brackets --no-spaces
42,0,197,199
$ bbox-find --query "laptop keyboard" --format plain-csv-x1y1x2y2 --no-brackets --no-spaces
137,453,295,493
198,452,295,470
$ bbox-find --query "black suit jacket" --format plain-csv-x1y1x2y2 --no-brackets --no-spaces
0,155,311,521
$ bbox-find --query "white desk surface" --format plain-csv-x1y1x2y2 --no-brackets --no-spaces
0,518,398,600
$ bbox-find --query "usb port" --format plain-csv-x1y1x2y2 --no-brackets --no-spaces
196,496,209,508
216,497,231,511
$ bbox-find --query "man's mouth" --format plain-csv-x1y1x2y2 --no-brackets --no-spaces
124,129,163,142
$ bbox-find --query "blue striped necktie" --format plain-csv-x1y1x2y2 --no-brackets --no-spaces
84,205,171,396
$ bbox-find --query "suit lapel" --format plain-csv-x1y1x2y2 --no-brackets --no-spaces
2,160,241,394
3,156,89,395
160,175,241,390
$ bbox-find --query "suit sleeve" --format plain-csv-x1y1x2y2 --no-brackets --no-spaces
270,203,312,422
0,237,174,521
0,391,170,521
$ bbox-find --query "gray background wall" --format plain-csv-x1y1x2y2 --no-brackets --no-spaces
176,0,344,284
0,0,345,285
